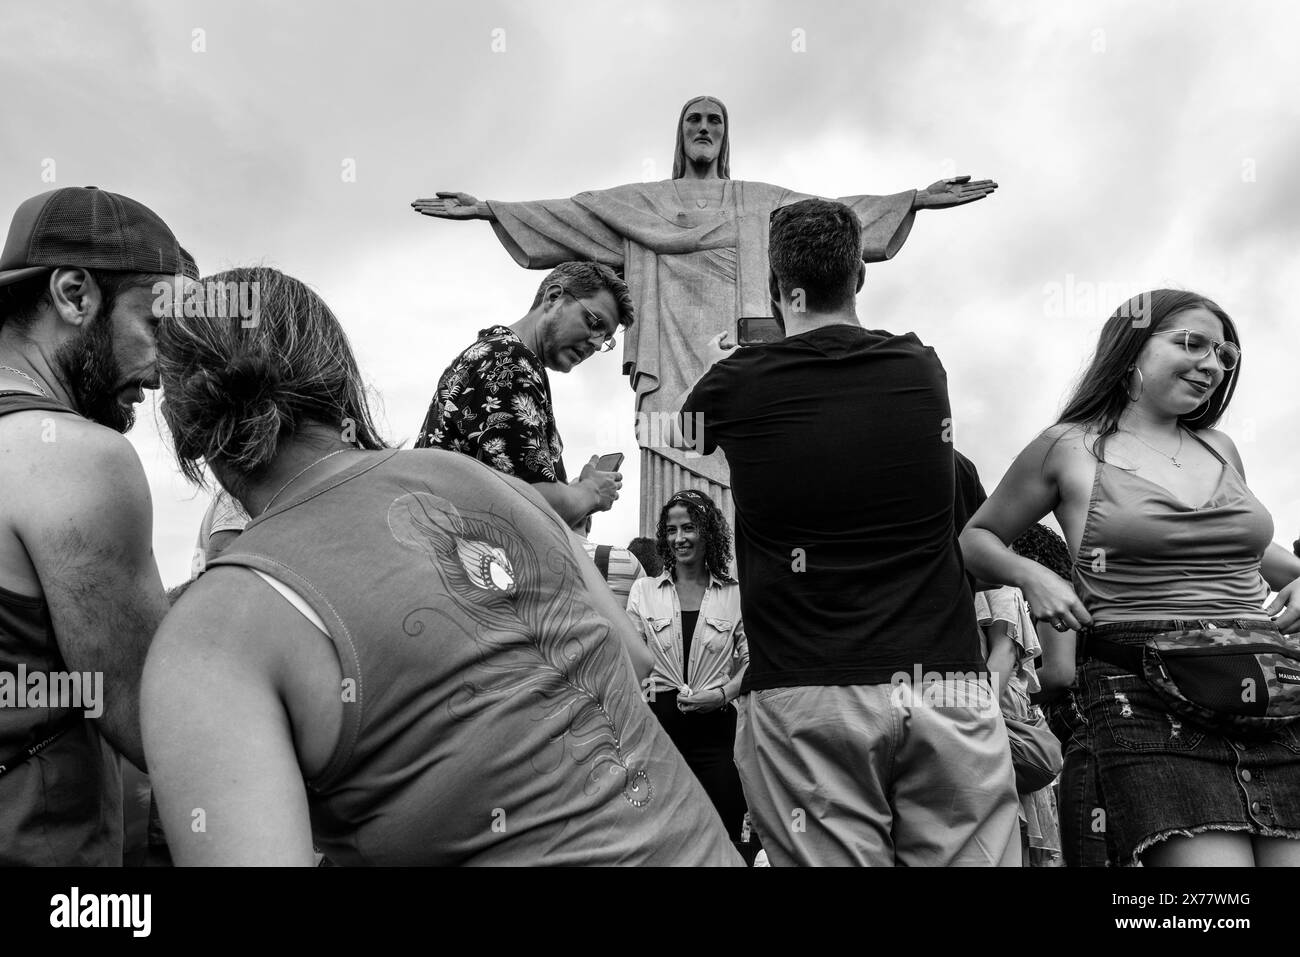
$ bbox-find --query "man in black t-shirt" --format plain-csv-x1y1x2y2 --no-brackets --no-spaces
679,199,1019,866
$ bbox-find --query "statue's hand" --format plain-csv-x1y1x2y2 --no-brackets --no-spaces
914,175,998,210
411,192,486,220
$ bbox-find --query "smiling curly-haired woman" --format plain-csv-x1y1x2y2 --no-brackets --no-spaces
626,489,757,859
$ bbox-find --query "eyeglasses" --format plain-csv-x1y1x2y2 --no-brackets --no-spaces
1150,329,1240,370
566,293,617,353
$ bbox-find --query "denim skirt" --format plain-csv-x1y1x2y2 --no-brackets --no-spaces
1079,618,1300,865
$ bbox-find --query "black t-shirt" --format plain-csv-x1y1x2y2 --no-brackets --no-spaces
682,324,983,691
953,450,988,592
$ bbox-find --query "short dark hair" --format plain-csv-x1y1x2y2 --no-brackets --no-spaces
768,199,862,312
0,269,159,333
530,261,635,329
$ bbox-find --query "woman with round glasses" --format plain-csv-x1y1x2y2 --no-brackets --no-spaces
962,289,1300,867
626,489,754,856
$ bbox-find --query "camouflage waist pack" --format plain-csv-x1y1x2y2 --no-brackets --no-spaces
1089,624,1300,735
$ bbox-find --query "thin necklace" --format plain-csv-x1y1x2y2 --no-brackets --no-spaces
0,365,49,398
1126,426,1184,468
261,448,350,516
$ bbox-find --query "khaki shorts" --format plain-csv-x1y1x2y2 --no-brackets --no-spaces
734,679,1021,866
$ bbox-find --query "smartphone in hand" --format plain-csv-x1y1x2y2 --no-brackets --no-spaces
595,452,624,472
737,316,784,346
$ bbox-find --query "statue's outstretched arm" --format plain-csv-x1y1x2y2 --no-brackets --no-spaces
912,175,998,210
411,191,496,222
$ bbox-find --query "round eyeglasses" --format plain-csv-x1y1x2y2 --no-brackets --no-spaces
1149,328,1240,370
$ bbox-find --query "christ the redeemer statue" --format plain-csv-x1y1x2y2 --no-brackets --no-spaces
413,96,997,535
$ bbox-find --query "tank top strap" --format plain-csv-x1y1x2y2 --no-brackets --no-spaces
1076,431,1108,562
1180,426,1229,467
0,391,75,417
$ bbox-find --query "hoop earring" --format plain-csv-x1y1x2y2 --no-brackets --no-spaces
1126,366,1144,402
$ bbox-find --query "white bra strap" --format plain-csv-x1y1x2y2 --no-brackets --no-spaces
250,568,330,637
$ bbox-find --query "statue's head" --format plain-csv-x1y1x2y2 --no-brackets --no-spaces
673,96,730,179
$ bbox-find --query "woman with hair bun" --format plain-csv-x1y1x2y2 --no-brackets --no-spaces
143,267,741,866
963,289,1300,867
626,489,753,857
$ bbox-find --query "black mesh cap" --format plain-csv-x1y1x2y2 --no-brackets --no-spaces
178,246,199,280
0,186,185,288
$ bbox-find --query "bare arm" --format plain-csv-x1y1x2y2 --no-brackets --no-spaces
1263,543,1300,632
19,424,168,769
1036,623,1077,693
1263,542,1300,594
984,622,1017,707
1200,429,1300,626
961,426,1093,631
141,573,322,865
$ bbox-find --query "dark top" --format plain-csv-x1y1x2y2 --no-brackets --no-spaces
415,326,567,483
0,392,122,865
952,450,987,534
680,609,700,683
682,325,983,690
208,449,740,865
953,450,988,592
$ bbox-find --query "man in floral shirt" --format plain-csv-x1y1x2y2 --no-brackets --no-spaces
416,262,635,526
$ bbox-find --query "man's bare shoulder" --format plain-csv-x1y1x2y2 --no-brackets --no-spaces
1,409,139,469
2,415,154,576
4,415,149,512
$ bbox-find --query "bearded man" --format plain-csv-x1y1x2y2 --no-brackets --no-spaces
0,186,190,865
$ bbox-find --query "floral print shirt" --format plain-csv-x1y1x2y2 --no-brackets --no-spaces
416,326,566,483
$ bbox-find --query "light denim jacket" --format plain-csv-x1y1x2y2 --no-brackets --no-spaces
626,571,748,695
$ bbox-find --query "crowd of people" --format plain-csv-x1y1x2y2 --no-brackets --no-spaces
2,183,1299,867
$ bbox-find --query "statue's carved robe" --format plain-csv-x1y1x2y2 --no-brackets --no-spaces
488,180,917,533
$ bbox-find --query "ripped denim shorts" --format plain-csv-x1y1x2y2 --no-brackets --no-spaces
1079,619,1300,866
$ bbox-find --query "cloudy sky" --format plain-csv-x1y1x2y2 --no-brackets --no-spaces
2,0,1297,586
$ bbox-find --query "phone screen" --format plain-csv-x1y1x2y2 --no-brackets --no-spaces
737,316,784,346
595,453,624,472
